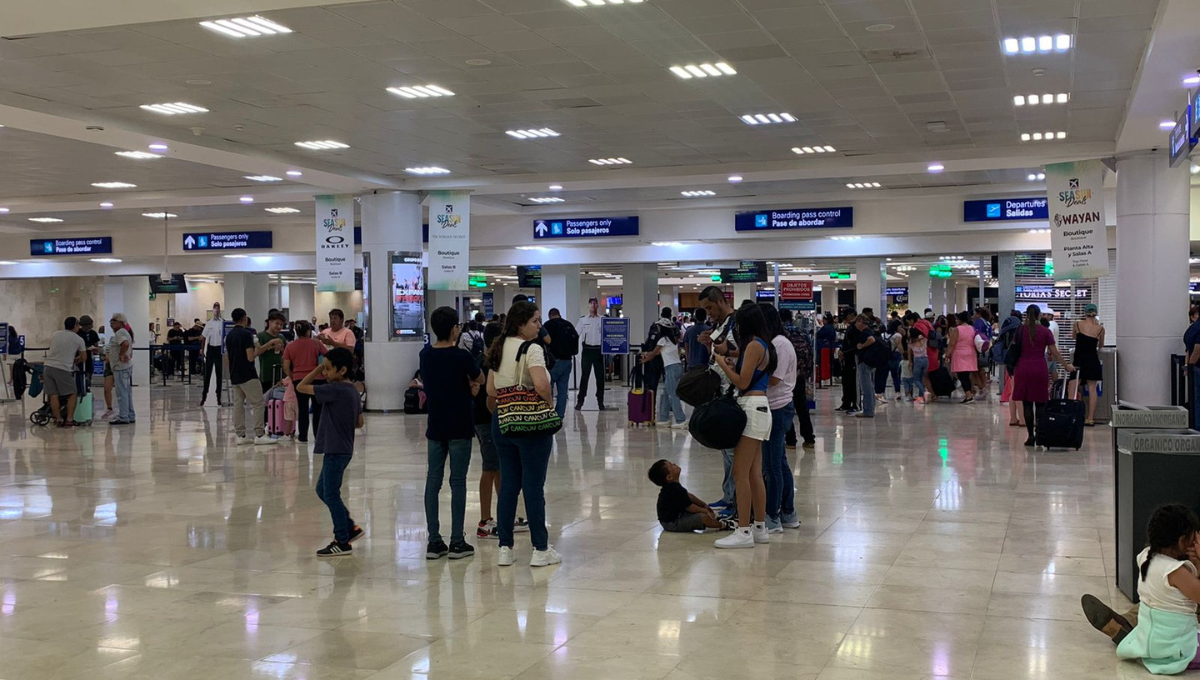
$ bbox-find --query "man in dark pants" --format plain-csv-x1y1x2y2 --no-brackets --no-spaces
781,309,816,449
836,309,860,414
200,303,225,406
576,298,606,410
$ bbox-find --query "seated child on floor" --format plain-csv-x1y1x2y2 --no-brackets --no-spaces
1081,504,1200,675
648,459,735,533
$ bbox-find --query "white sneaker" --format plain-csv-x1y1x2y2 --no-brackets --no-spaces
654,420,671,428
276,434,293,442
253,435,277,446
530,546,562,567
714,527,754,549
670,419,689,429
236,436,255,446
752,523,771,543
498,546,514,567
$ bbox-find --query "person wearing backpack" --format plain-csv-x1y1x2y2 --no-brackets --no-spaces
781,309,816,449
542,308,579,418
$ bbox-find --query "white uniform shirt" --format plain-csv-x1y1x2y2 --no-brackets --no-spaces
577,315,604,346
202,318,225,349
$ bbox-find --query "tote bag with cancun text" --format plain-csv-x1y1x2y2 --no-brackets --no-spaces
495,340,563,438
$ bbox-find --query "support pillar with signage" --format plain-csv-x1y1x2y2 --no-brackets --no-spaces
361,191,424,412
624,263,658,348
855,258,883,317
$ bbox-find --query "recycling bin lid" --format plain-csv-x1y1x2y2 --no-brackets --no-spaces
1117,428,1200,455
1110,403,1190,430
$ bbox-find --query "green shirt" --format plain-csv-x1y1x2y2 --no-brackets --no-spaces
257,331,286,384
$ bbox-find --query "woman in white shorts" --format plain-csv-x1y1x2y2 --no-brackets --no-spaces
713,303,776,549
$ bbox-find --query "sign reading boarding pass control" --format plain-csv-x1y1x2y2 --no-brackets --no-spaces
534,216,638,240
601,318,630,355
30,237,113,256
963,197,1048,222
429,191,471,291
1045,160,1109,280
735,207,852,232
183,231,272,251
315,195,355,293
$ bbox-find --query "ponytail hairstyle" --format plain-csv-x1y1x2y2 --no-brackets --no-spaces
1140,503,1200,582
1024,304,1041,343
734,301,777,376
485,300,539,371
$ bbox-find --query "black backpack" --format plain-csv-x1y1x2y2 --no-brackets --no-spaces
469,331,484,358
559,324,580,358
865,333,891,369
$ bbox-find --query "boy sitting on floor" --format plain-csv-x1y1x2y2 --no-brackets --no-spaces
648,459,737,533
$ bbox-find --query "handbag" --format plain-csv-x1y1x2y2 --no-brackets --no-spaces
495,340,562,438
688,386,747,450
676,319,732,407
1004,329,1023,372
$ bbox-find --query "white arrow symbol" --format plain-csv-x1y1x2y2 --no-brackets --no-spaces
184,235,196,249
535,221,548,237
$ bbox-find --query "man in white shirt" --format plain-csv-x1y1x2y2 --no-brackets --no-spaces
44,316,87,426
697,286,740,514
576,298,606,410
200,302,225,406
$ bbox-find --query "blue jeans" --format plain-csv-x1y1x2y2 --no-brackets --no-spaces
721,448,735,505
911,356,929,398
657,363,686,423
492,417,552,550
114,367,134,422
763,402,796,520
316,454,354,544
857,362,876,416
549,359,571,419
425,439,472,544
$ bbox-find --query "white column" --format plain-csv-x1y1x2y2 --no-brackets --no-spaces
104,276,152,387
542,265,581,323
493,284,513,316
224,273,269,328
624,263,659,348
820,284,838,314
998,253,1016,317
361,191,424,412
1116,151,1191,405
856,257,883,316
287,283,314,324
908,271,930,314
954,281,969,313
732,283,756,307
930,278,947,315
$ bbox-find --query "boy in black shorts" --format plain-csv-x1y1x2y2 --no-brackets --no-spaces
648,460,736,533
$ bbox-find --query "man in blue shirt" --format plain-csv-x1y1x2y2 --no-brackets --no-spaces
683,308,711,369
1184,305,1200,429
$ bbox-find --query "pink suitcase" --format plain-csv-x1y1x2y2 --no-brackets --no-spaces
267,396,294,436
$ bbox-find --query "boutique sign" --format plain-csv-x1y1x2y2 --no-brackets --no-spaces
1045,159,1109,280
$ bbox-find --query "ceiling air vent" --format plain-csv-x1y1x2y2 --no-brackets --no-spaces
861,48,928,63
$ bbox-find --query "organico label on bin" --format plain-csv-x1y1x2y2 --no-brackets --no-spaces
1118,429,1200,455
1110,408,1189,430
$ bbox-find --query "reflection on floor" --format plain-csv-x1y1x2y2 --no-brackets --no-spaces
0,383,1133,679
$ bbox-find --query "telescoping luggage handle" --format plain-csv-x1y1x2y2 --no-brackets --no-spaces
1060,369,1081,401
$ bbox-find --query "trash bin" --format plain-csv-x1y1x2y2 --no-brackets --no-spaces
1116,426,1200,601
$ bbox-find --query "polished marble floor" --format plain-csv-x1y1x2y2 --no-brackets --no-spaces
0,380,1143,679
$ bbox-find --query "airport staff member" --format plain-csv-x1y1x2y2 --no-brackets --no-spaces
576,298,606,411
200,302,225,406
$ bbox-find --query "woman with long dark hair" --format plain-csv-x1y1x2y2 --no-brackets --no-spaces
1011,304,1073,446
485,301,559,567
712,303,776,549
757,303,800,532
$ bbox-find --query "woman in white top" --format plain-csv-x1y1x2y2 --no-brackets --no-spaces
485,301,561,569
641,308,686,427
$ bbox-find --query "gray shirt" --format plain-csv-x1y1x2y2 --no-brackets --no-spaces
314,381,362,455
106,328,133,371
46,330,85,372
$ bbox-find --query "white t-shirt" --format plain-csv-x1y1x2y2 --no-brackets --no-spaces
202,318,224,348
767,335,797,410
657,335,681,367
106,328,133,371
1136,547,1199,615
46,330,85,372
493,336,548,390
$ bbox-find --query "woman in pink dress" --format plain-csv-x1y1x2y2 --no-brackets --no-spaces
1011,304,1073,447
948,311,978,404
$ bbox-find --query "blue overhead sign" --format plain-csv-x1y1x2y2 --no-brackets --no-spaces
1169,105,1196,168
735,207,852,232
601,317,630,355
1192,89,1200,139
30,237,112,256
534,216,639,240
182,230,273,251
963,197,1048,222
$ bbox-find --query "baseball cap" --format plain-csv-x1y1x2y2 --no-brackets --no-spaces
1083,303,1098,314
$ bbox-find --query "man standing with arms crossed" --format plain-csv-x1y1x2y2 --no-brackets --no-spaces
200,303,225,406
575,298,606,411
697,287,739,517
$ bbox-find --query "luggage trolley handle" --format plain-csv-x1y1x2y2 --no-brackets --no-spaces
1061,369,1081,401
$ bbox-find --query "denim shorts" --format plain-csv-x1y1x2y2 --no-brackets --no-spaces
475,422,499,472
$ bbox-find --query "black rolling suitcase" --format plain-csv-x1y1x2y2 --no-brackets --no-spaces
1036,371,1085,450
929,366,955,398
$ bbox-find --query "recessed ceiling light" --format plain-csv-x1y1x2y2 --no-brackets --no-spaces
148,143,169,151
1021,131,1067,142
115,151,161,160
669,62,736,79
199,15,292,38
142,212,177,219
405,166,450,175
91,182,137,189
505,128,560,139
100,202,114,209
29,217,63,223
845,182,882,189
548,184,563,191
0,261,16,265
1192,164,1200,175
1014,93,1069,106
528,197,565,204
830,236,861,241
588,158,632,166
245,175,283,182
792,145,836,154
265,207,301,214
89,257,122,264
865,23,894,32
1160,120,1178,130
515,246,548,251
1003,34,1071,54
295,140,349,150
927,163,945,173
387,85,455,99
1028,228,1051,234
239,196,254,203
1185,76,1200,86
728,175,743,183
223,254,247,259
565,0,645,6
0,208,7,213
680,190,716,197
1026,172,1046,181
140,102,209,115
286,170,303,177
740,113,796,125
651,242,684,247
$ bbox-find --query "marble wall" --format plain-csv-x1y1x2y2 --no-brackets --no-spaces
0,277,106,349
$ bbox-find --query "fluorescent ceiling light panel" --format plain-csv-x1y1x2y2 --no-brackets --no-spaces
1027,173,1046,181
115,151,161,159
1016,93,1069,106
741,113,796,125
505,128,560,139
404,167,450,175
528,197,565,203
791,145,836,154
386,85,455,99
199,15,292,38
239,196,254,203
295,140,349,150
286,170,303,177
830,236,861,241
927,163,944,173
28,217,63,223
1004,34,1071,54
265,207,301,214
588,157,632,165
1021,132,1067,141
142,212,177,219
565,0,644,6
91,182,137,189
140,102,208,115
89,258,122,263
245,175,282,182
100,202,113,208
680,190,716,197
669,62,736,79
148,144,169,151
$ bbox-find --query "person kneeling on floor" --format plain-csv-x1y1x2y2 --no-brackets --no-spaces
649,459,736,533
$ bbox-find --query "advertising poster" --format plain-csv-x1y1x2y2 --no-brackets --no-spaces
390,252,425,341
316,195,355,292
1045,160,1109,280
428,190,470,291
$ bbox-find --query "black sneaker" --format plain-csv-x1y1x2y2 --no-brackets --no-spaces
317,541,352,557
448,541,475,560
1081,594,1133,644
426,539,449,560
347,525,364,544
574,402,584,411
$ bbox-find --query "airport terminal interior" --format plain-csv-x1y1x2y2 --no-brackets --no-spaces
1,0,1200,678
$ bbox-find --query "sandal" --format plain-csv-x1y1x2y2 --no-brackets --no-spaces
1084,419,1095,427
1008,420,1021,427
1081,594,1132,644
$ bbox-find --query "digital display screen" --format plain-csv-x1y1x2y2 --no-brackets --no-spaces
517,265,542,288
720,260,768,283
148,274,187,294
390,252,425,341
